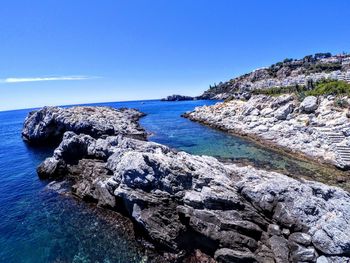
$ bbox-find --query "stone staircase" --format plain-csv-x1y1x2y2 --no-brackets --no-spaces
317,127,350,167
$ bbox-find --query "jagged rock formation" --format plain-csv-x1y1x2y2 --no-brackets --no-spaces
185,94,350,169
161,95,195,101
199,53,350,100
22,106,147,144
23,106,350,262
35,131,350,263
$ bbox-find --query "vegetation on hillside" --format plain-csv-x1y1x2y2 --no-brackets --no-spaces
307,80,350,96
252,80,350,99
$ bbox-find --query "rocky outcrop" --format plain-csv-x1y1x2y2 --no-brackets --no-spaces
185,94,350,169
35,129,350,262
22,106,146,144
161,95,195,101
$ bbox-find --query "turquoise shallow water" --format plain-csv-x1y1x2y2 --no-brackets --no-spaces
0,99,346,262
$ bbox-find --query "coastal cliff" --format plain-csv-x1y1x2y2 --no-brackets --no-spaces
23,106,350,263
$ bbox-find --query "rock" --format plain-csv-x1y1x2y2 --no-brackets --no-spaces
22,106,146,144
281,228,290,237
267,224,281,236
161,94,194,101
255,125,269,132
214,248,256,263
274,103,294,120
268,235,289,263
323,256,350,263
243,105,258,116
312,227,350,255
300,96,318,113
273,202,296,228
36,131,350,260
37,157,61,178
316,256,329,263
260,108,274,117
37,132,350,260
288,232,312,245
289,243,316,262
271,94,294,108
243,92,251,100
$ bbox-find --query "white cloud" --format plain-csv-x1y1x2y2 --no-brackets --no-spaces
1,75,96,83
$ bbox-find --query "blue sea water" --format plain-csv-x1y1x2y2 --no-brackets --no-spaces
0,100,345,262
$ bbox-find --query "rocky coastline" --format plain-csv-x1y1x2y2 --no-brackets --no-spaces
23,105,350,262
185,94,350,170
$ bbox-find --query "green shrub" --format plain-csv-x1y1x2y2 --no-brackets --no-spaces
306,80,350,96
253,80,350,98
252,85,308,97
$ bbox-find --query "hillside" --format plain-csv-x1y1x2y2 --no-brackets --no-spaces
199,52,350,100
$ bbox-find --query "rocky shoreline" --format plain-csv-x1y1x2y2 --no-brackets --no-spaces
23,105,350,262
185,94,350,170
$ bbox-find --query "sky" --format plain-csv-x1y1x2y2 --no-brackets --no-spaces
0,0,350,111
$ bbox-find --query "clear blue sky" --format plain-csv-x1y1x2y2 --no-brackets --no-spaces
1,0,349,111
